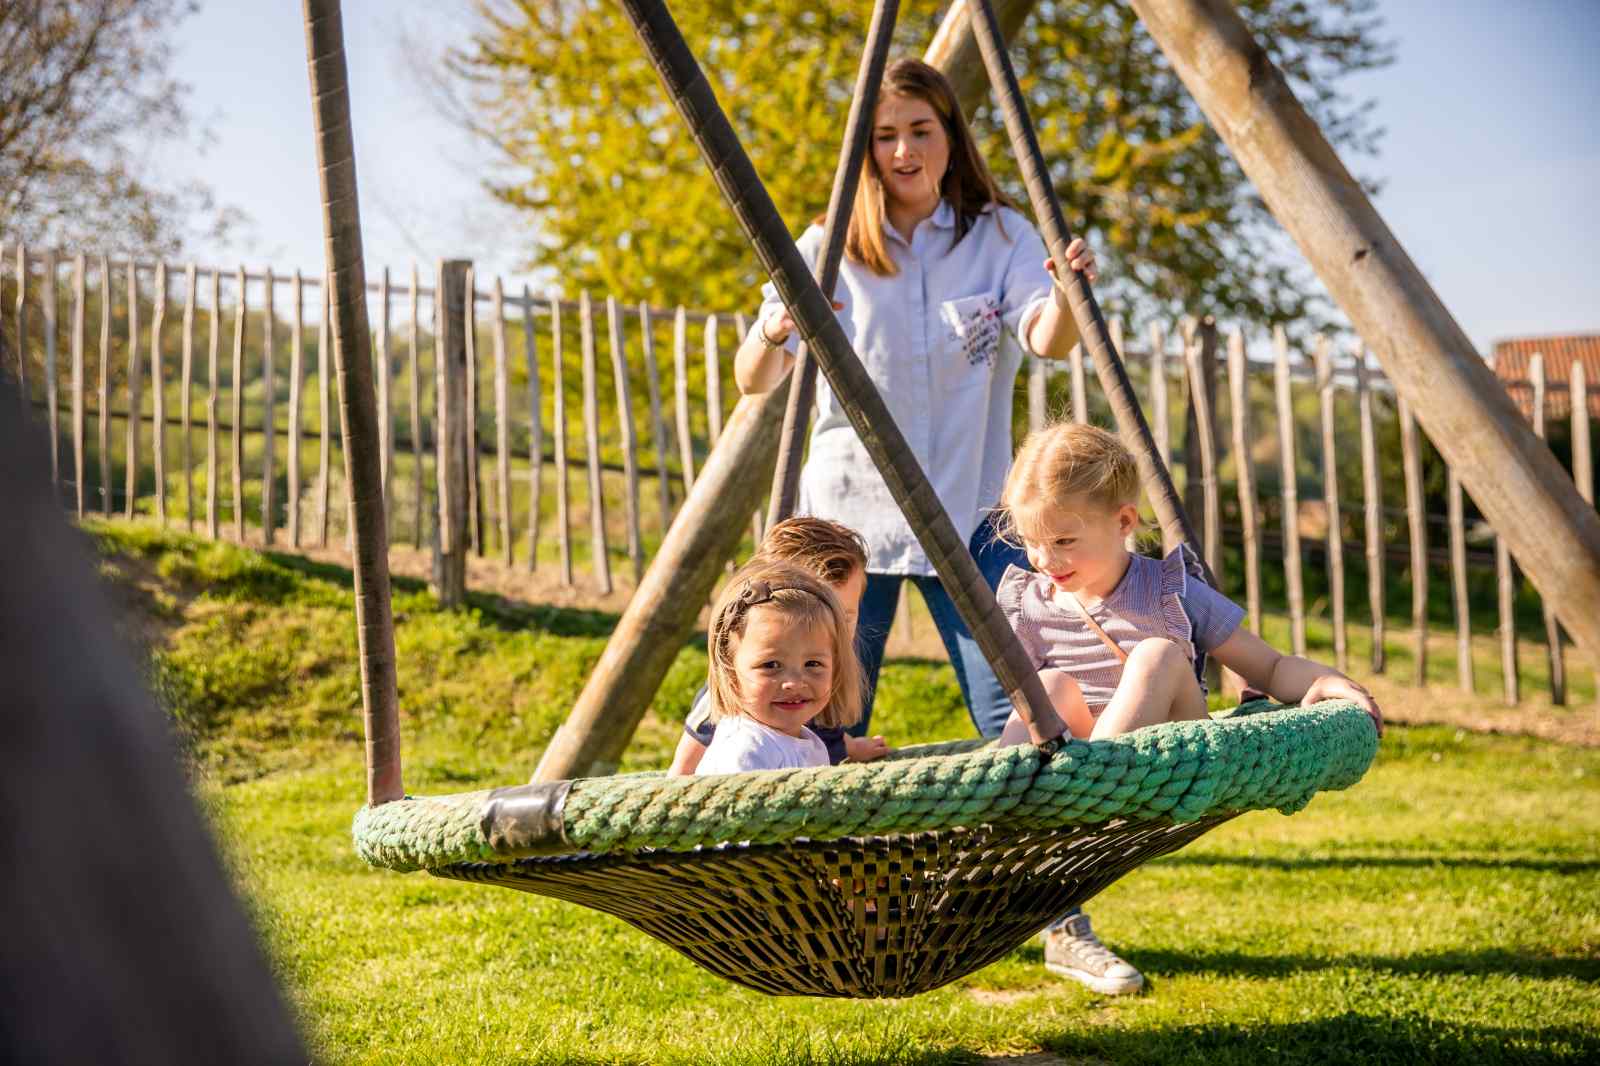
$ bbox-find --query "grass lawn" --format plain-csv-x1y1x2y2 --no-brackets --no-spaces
92,520,1599,1064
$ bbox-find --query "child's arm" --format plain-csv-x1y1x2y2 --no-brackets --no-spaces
1211,627,1383,735
667,732,708,776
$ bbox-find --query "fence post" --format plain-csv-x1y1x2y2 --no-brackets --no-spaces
1314,335,1346,673
525,286,543,571
71,255,85,519
1147,321,1170,473
580,291,611,594
1572,360,1594,706
552,296,573,586
207,270,220,539
1070,340,1088,426
181,264,196,530
1354,350,1385,672
1529,354,1565,704
607,295,642,583
1497,529,1519,706
431,259,471,607
1028,349,1046,431
11,244,24,412
1226,328,1261,632
232,266,246,541
704,313,723,446
638,302,671,538
378,267,392,510
1448,467,1474,694
43,249,59,490
126,260,141,521
316,275,331,547
288,272,304,547
409,265,424,549
1398,394,1429,686
464,267,482,557
673,306,695,495
1182,317,1221,578
1273,325,1306,655
99,256,112,516
260,268,274,543
153,262,169,527
493,278,513,566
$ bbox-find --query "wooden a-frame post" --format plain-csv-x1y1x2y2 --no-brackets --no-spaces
1126,0,1600,664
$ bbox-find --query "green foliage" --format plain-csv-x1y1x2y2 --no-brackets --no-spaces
453,0,1391,325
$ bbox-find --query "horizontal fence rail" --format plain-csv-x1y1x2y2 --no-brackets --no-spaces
4,243,1596,708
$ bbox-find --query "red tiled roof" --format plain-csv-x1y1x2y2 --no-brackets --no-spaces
1492,334,1600,421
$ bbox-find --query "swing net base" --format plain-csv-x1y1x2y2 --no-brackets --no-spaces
436,814,1231,998
357,701,1379,998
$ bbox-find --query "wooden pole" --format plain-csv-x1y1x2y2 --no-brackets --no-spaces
464,267,482,557
607,295,643,583
1148,322,1170,472
432,260,470,606
552,296,573,586
207,270,220,538
126,261,141,520
1273,325,1306,656
1183,317,1221,575
71,255,85,518
1398,394,1429,686
181,264,197,530
99,256,112,516
1574,361,1594,509
524,286,543,571
494,278,513,566
1227,328,1261,632
317,275,331,547
580,291,611,594
1448,467,1474,694
1070,342,1088,425
970,0,1205,571
533,386,793,781
260,268,275,543
378,267,392,509
704,313,723,445
152,262,168,526
1128,0,1600,664
12,243,24,414
43,249,59,490
1498,529,1519,706
232,266,246,541
302,0,403,805
768,0,898,525
1529,354,1564,704
1355,350,1385,672
1314,335,1346,673
620,0,1065,745
410,264,424,549
288,272,304,547
1028,352,1046,432
924,0,1039,115
638,302,671,537
673,305,695,494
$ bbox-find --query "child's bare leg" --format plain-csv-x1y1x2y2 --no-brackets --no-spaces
1090,639,1209,740
999,669,1096,745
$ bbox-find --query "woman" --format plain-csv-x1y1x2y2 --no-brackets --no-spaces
733,59,1141,996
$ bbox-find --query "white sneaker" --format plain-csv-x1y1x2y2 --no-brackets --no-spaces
1041,912,1145,995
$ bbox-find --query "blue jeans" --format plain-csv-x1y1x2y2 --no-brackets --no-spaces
853,516,1029,739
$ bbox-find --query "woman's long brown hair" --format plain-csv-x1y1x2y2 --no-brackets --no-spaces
830,58,1016,276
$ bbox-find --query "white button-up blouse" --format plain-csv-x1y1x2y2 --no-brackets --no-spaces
751,199,1053,575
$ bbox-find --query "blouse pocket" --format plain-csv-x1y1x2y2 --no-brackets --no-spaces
938,291,1004,376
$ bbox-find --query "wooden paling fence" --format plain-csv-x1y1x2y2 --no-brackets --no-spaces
6,243,1596,705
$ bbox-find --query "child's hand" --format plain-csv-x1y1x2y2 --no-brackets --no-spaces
1043,237,1099,288
1302,674,1383,737
758,300,844,348
843,734,891,762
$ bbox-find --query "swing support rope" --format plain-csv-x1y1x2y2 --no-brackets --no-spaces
966,0,1210,578
766,0,899,525
618,0,1065,748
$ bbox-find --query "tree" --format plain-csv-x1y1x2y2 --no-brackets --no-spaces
0,0,241,253
448,0,1390,326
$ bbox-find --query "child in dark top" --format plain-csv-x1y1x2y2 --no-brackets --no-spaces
667,517,890,775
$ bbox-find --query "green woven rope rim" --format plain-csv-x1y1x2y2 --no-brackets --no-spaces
353,701,1377,872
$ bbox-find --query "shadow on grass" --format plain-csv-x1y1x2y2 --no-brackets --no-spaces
1155,853,1600,875
1124,946,1600,983
1046,1014,1599,1066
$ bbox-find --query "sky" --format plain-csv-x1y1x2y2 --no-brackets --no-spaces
159,0,1599,354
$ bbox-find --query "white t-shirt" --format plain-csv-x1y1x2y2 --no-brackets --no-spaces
694,716,830,775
